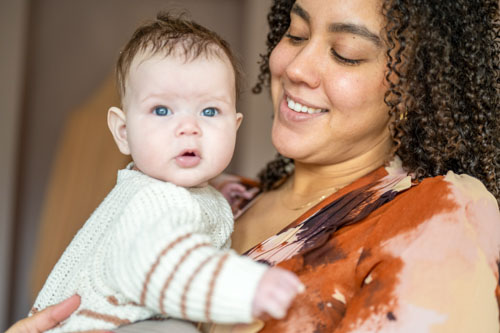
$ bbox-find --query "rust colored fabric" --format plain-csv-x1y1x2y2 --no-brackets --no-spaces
213,162,500,332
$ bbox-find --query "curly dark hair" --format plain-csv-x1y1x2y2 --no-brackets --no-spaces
255,0,499,203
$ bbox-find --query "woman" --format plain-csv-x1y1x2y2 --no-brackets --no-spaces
9,0,499,331
216,0,499,331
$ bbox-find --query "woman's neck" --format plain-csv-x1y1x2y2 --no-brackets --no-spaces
289,136,393,196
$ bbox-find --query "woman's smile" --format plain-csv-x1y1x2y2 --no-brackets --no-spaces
286,95,327,114
278,92,329,123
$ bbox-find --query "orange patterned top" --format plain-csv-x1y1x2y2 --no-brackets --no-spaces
213,161,500,333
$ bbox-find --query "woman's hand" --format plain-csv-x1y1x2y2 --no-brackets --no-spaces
5,295,111,333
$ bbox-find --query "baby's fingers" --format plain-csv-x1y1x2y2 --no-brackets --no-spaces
276,269,305,293
260,297,288,319
252,267,306,319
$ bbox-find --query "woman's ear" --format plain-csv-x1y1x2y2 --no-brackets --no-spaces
107,106,130,155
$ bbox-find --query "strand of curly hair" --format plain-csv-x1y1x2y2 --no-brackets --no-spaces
254,0,499,204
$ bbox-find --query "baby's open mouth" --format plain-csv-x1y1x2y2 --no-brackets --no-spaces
176,149,201,168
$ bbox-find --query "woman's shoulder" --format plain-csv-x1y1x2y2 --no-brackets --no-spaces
441,171,498,205
440,171,500,249
386,170,500,255
387,157,497,207
410,171,498,211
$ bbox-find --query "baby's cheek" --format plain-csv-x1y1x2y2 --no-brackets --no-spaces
215,143,236,170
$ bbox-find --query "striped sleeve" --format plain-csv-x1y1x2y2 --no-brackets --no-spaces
103,181,267,323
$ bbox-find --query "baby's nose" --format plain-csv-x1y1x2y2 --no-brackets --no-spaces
176,116,201,136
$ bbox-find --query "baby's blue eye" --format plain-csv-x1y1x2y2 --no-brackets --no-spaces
153,106,171,116
201,107,218,117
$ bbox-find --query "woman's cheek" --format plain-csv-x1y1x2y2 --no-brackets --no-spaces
326,75,360,110
269,41,287,75
327,74,375,111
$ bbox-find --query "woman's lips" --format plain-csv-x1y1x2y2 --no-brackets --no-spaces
175,150,201,167
278,95,327,123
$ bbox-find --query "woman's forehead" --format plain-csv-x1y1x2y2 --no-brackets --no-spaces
291,0,386,34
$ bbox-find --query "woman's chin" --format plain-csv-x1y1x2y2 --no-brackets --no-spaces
272,140,308,162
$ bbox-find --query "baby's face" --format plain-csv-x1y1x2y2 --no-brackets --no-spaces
122,51,242,187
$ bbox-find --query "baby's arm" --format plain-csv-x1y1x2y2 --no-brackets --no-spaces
104,182,301,324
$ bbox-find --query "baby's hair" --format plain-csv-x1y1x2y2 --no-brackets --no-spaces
115,11,242,104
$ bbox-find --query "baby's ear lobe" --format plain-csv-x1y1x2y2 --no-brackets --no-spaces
235,112,243,130
107,106,130,155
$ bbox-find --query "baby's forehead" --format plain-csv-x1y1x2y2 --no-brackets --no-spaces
133,42,231,69
125,45,235,88
122,46,236,105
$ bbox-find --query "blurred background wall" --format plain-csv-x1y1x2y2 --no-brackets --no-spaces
0,0,275,329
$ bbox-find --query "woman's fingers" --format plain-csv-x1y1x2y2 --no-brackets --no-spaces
44,294,81,327
6,295,81,333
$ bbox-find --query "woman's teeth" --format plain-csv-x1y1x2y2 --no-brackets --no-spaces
286,97,325,114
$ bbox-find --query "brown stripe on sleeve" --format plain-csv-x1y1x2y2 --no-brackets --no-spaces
140,232,193,306
77,309,131,326
180,254,216,319
205,253,230,322
106,295,139,307
159,242,211,314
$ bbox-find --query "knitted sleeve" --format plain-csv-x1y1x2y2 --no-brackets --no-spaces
103,181,268,324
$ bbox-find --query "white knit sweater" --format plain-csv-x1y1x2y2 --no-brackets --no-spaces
31,166,268,332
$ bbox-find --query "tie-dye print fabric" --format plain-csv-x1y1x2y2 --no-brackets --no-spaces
245,167,412,266
211,161,500,333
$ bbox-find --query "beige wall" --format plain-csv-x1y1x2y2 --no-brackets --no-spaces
237,1,277,177
5,0,274,327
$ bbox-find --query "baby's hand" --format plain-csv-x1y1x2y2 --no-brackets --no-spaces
252,267,304,319
219,182,254,205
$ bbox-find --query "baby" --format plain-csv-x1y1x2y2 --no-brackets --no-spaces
31,12,303,332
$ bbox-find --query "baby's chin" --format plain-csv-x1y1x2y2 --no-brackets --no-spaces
140,164,221,188
185,181,209,188
156,174,210,188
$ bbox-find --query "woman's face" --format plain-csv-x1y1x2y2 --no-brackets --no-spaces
270,0,391,165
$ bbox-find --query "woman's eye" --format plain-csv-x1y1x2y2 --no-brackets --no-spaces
284,33,306,44
201,107,218,117
153,106,171,116
331,49,362,65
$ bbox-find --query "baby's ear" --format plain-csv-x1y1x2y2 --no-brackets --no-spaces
235,112,243,130
107,106,130,155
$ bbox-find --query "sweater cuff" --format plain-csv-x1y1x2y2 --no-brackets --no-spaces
208,252,268,323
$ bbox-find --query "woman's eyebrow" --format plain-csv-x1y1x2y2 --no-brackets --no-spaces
291,4,310,22
291,3,382,48
328,23,382,47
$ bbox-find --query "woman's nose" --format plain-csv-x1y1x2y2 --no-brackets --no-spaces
175,116,201,136
285,42,322,88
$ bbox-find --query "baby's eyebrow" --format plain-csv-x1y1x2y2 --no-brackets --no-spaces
197,91,234,105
